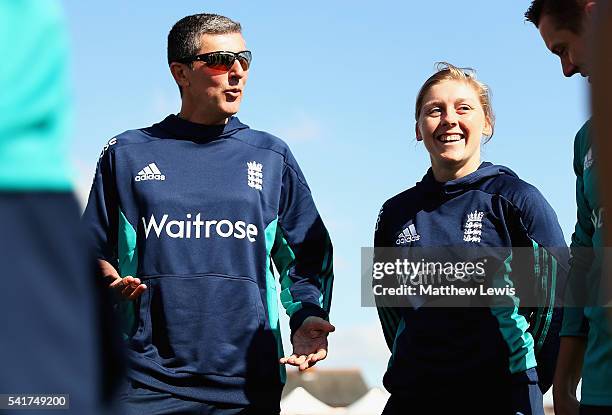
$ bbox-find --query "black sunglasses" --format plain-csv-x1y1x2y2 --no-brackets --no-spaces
177,50,252,71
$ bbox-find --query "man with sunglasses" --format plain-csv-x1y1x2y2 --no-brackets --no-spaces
83,13,335,415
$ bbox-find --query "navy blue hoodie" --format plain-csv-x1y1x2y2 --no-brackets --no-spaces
83,115,333,408
374,163,567,395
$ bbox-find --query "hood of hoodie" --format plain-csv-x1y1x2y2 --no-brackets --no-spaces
418,162,519,197
154,114,249,143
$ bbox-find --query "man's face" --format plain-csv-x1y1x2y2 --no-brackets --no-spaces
538,13,590,79
182,32,249,122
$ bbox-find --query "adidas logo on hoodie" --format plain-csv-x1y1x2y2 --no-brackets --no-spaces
396,223,420,245
135,163,165,182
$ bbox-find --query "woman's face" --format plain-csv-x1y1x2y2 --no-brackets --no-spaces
416,80,491,176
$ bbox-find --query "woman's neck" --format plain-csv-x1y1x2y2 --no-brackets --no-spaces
431,158,481,183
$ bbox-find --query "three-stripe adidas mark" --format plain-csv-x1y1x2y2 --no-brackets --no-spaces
395,223,420,245
135,163,166,182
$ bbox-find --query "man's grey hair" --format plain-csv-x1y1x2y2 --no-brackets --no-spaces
167,13,242,65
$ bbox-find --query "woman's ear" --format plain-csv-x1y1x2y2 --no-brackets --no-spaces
483,118,493,138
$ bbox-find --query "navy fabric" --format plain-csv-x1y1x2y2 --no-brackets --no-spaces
82,115,332,407
119,381,278,415
374,163,568,398
381,368,544,414
0,193,124,414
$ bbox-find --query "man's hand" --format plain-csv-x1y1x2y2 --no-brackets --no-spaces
98,259,146,300
279,316,335,371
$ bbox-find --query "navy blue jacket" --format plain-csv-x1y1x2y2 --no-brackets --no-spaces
374,163,567,394
83,115,333,407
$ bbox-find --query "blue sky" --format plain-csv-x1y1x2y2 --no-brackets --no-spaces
63,0,590,387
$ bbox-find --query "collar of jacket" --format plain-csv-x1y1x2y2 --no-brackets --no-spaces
419,162,518,196
154,114,249,143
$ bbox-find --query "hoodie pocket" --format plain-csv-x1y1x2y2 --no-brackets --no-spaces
130,274,273,378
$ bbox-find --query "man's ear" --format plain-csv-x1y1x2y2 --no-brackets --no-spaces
170,62,190,88
415,122,423,141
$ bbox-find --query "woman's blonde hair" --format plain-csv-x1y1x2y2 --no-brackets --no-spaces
415,62,495,141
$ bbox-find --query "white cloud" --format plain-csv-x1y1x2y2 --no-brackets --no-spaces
326,322,389,362
71,156,97,211
275,111,323,143
150,88,179,119
333,256,351,273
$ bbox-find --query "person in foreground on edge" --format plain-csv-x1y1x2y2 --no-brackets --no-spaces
374,63,567,415
83,13,334,415
0,1,124,413
526,1,612,414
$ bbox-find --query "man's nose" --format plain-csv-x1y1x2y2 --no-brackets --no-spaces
562,58,579,78
228,59,246,85
229,59,246,77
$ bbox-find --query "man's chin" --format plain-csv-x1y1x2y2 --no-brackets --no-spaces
220,105,241,117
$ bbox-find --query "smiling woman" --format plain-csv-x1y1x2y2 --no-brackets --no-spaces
373,62,569,415
414,62,494,182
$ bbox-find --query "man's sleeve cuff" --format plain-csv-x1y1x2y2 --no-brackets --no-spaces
289,303,329,336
